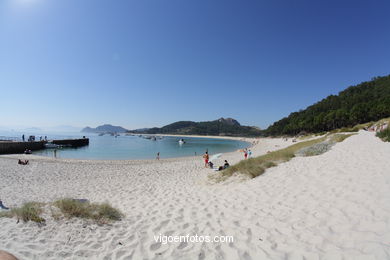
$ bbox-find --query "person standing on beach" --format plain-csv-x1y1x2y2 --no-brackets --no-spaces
248,149,252,158
203,151,209,167
22,134,25,142
156,152,160,160
244,149,248,159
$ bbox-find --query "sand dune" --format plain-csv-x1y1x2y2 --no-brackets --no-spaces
1,131,389,259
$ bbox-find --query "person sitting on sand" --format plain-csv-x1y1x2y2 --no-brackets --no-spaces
217,160,230,171
18,159,29,165
0,200,9,210
223,160,230,169
208,161,214,169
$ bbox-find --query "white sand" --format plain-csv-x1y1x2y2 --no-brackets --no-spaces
0,131,389,259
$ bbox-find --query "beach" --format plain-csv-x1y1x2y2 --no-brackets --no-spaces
1,131,390,259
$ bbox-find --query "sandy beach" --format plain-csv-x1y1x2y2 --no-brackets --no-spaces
1,131,390,259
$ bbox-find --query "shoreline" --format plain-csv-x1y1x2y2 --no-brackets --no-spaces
0,135,256,163
2,131,389,259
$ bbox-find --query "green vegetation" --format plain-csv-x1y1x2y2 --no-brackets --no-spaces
212,133,355,182
212,137,327,181
330,133,356,143
265,75,390,136
55,199,123,222
0,199,123,224
376,128,390,142
0,202,45,223
297,134,355,156
129,118,263,137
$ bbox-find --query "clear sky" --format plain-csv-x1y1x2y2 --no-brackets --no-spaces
1,0,389,130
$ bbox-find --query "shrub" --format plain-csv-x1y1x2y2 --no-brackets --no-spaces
376,128,390,142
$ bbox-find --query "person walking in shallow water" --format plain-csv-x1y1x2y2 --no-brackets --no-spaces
156,152,160,160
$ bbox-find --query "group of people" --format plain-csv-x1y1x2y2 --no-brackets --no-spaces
203,151,230,171
365,122,389,132
243,148,252,159
18,159,29,165
21,134,47,142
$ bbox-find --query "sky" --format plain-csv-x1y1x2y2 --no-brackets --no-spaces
1,0,389,130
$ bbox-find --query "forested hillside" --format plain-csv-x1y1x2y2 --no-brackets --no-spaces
129,118,262,137
265,75,390,136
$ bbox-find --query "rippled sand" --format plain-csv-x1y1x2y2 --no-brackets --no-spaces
1,132,389,259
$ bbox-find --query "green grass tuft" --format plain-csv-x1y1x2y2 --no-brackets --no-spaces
330,133,356,143
54,199,123,222
376,128,390,142
0,202,45,223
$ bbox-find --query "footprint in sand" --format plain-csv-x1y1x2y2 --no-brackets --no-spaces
150,242,161,251
182,223,190,229
153,220,170,232
177,241,188,249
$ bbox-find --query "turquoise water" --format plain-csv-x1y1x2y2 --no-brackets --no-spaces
0,131,249,160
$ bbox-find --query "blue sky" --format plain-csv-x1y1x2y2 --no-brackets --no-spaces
1,0,389,130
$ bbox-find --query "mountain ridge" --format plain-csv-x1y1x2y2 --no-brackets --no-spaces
81,124,128,133
128,118,261,137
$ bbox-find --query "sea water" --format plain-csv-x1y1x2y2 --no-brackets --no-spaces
0,131,249,160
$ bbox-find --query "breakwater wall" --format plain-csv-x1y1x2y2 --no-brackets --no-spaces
52,138,89,147
0,138,89,154
0,141,45,154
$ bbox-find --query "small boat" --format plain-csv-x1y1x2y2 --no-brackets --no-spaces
45,143,60,149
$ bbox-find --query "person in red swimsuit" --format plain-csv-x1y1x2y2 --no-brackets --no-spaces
203,151,209,167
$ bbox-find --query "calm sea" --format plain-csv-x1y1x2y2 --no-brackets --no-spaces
0,131,249,160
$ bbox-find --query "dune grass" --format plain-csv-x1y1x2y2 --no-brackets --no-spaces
213,133,356,182
297,133,355,157
54,198,123,223
330,133,356,142
0,202,45,223
376,128,390,142
1,199,123,224
217,136,327,180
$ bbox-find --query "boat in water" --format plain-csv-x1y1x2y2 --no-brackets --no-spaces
44,142,61,149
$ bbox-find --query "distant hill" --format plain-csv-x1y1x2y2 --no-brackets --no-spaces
128,118,262,137
81,124,128,133
265,75,390,136
44,125,82,133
